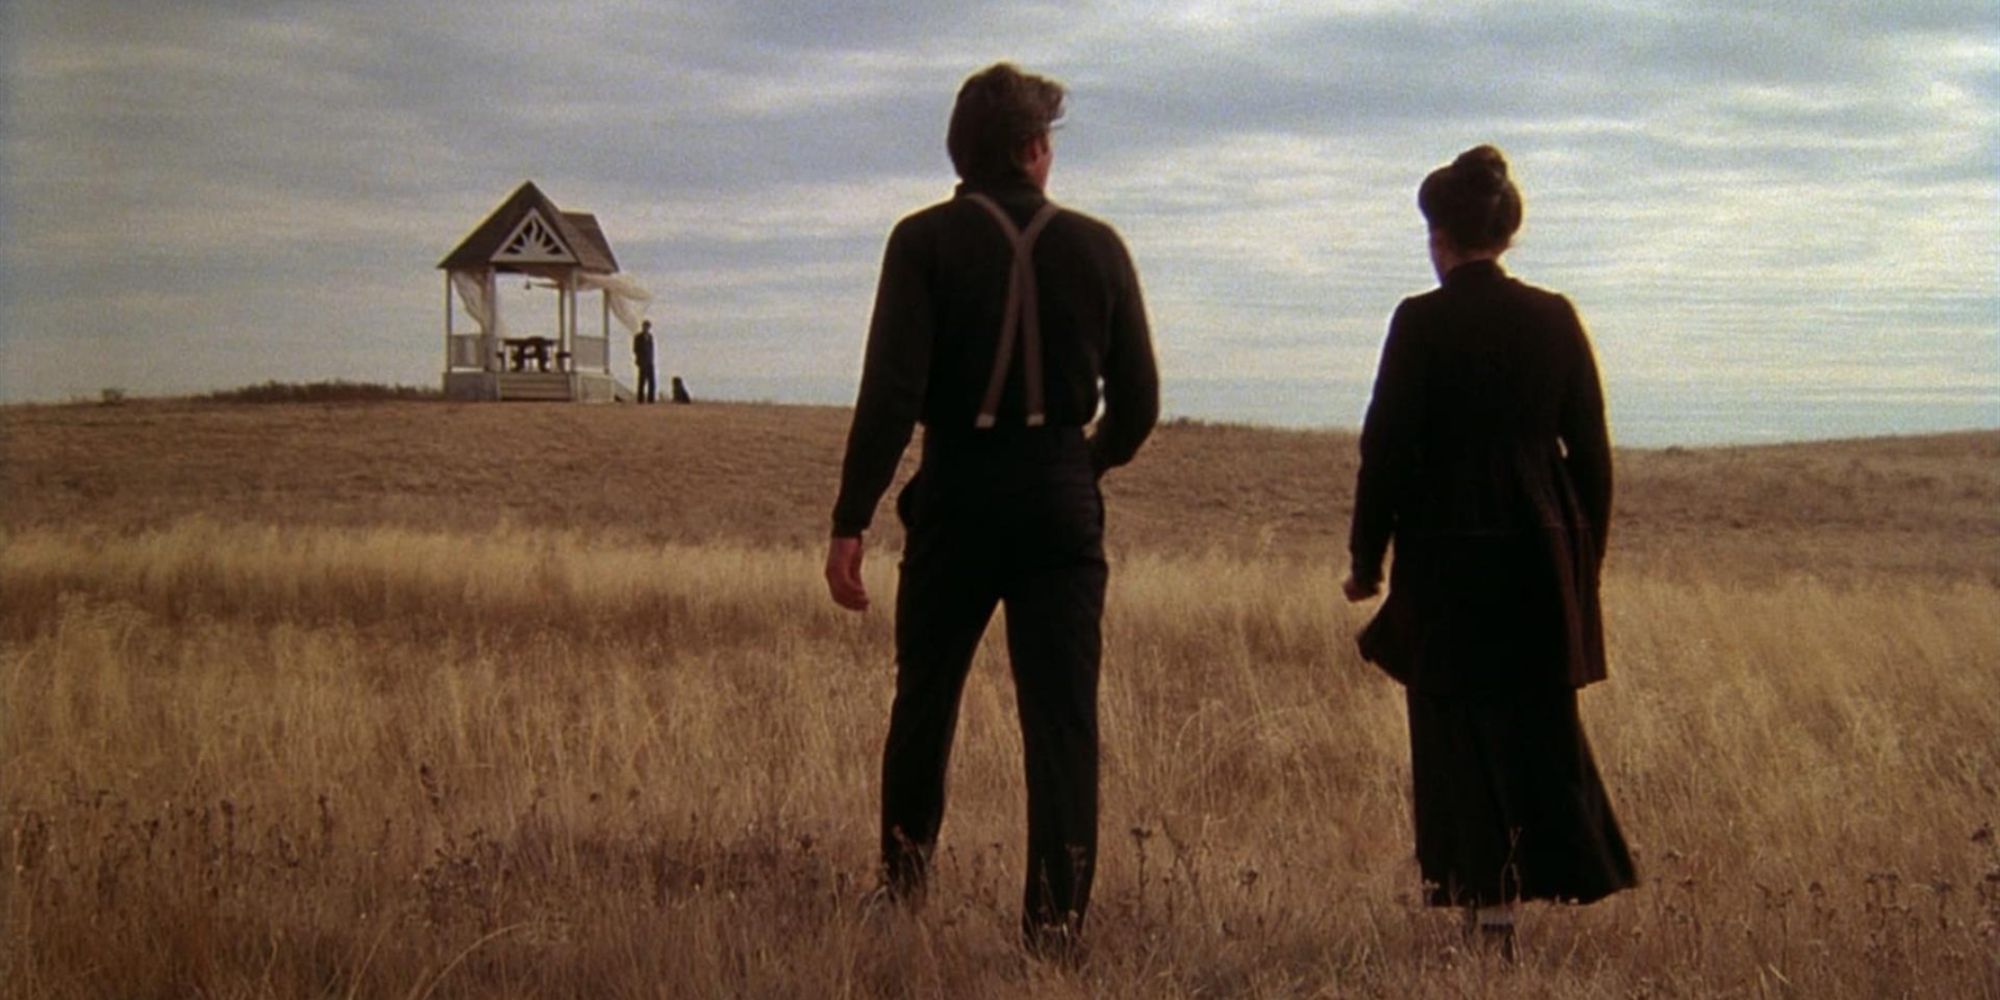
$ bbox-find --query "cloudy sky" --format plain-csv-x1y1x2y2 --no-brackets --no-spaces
2,0,1994,442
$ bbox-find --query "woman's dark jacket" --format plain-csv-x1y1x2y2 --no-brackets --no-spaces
1349,260,1612,695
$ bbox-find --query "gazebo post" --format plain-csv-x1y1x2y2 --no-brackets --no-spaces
485,269,500,373
443,274,454,362
565,273,578,369
556,276,568,366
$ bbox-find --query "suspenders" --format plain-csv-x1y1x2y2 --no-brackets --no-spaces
963,193,1061,429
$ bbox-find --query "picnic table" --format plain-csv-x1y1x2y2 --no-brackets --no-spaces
503,336,556,372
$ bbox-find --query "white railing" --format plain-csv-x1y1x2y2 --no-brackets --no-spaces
571,335,608,372
448,334,488,370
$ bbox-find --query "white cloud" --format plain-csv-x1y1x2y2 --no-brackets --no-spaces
1,0,1994,442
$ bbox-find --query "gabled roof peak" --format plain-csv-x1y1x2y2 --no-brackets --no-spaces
438,181,620,274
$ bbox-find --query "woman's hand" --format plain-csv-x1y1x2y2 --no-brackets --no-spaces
1341,573,1380,603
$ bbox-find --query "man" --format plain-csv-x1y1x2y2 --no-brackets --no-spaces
824,62,1158,957
633,320,657,403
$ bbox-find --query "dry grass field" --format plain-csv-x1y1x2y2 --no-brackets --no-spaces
2,398,1997,998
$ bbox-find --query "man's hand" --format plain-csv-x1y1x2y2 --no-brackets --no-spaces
1341,573,1380,603
825,535,870,612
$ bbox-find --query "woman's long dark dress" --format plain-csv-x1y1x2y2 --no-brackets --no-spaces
1349,259,1636,907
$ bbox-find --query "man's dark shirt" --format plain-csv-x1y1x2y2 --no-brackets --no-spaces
831,180,1158,537
634,331,655,368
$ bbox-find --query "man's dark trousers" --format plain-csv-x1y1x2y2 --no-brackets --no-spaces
637,366,657,404
880,425,1106,939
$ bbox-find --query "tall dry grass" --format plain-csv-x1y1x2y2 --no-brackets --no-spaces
3,520,1995,998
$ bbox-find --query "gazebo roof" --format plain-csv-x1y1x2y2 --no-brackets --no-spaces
437,181,620,274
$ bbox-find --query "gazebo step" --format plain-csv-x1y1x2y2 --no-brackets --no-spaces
496,373,573,402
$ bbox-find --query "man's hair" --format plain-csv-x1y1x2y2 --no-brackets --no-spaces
946,63,1065,185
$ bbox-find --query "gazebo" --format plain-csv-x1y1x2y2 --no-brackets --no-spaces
437,181,652,402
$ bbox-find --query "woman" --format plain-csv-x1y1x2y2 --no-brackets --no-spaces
1343,145,1636,951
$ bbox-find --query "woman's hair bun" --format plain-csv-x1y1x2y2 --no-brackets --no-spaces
1419,143,1523,252
1451,145,1509,193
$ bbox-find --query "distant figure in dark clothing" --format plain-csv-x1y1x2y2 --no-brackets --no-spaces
1344,145,1636,952
825,62,1158,959
633,320,657,403
670,375,692,404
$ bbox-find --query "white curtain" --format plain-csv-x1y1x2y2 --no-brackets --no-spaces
450,270,505,337
580,272,654,335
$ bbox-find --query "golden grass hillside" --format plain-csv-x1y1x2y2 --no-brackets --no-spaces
4,399,1995,578
2,399,1997,999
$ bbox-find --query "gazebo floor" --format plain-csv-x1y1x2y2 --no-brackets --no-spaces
443,370,630,403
